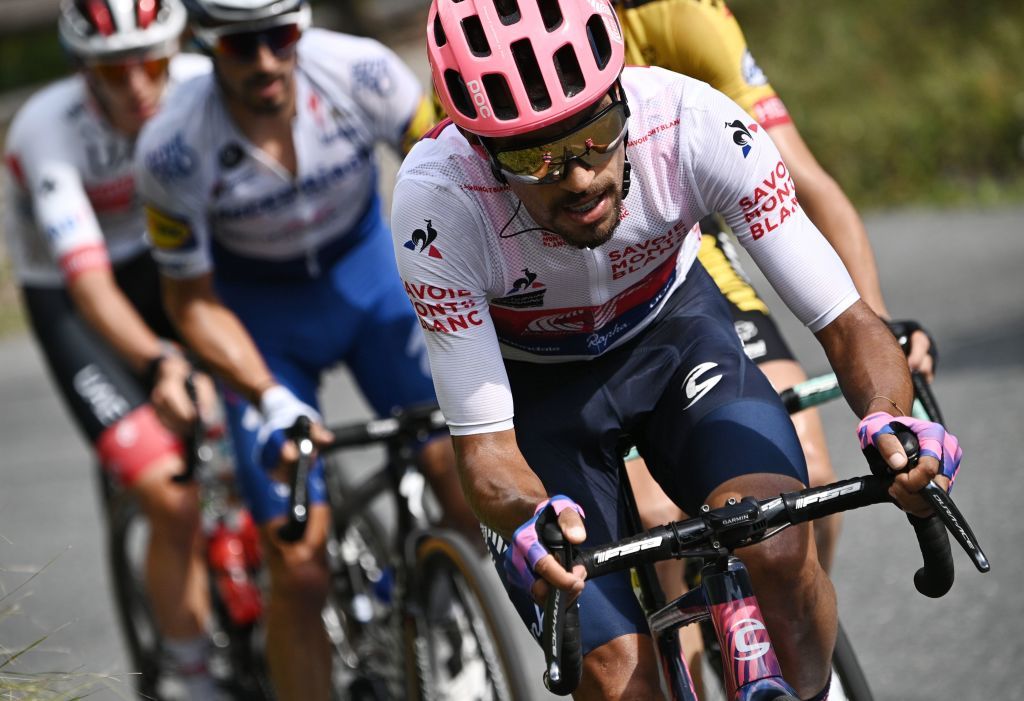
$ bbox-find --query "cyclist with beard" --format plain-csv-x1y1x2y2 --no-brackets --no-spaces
608,0,936,579
391,1,963,699
2,0,220,697
134,1,473,698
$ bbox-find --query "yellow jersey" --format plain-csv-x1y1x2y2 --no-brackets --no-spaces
615,0,791,128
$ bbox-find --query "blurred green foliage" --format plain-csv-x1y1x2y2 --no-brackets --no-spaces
731,0,1024,206
0,0,1021,208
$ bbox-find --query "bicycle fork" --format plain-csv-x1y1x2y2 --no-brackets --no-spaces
647,556,798,701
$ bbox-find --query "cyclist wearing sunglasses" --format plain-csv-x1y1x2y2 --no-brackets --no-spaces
392,1,964,699
2,0,220,697
134,1,471,698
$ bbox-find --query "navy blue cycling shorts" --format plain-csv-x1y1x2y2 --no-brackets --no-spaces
216,218,437,524
487,264,808,655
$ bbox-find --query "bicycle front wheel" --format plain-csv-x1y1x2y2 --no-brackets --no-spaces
408,531,532,701
829,622,874,701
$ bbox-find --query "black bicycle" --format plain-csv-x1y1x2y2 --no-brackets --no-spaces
537,412,989,699
279,405,532,700
103,378,273,700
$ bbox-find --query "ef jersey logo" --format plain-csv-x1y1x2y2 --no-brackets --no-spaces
725,119,759,158
682,362,722,410
731,618,770,661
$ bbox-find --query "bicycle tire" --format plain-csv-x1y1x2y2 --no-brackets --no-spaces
829,621,874,701
408,531,532,701
324,464,405,700
106,488,162,699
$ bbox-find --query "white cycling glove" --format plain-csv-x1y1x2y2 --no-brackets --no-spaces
255,384,322,470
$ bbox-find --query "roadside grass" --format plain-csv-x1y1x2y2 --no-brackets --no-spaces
0,549,131,699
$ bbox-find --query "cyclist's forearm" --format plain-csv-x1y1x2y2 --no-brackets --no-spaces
769,122,890,317
452,429,548,539
815,299,912,418
67,268,165,372
161,274,276,404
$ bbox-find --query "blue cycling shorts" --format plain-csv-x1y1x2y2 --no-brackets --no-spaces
217,203,437,524
487,264,808,655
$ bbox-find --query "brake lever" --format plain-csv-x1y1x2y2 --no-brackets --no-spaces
277,415,314,543
918,482,990,573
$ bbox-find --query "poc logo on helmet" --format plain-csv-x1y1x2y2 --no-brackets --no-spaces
466,80,493,119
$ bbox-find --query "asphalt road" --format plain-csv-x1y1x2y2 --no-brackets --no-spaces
2,206,1022,700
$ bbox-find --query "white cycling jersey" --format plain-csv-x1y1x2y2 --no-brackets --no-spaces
392,66,860,436
135,29,424,280
3,53,210,287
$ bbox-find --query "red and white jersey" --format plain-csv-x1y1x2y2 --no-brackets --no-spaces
392,67,859,436
3,53,209,287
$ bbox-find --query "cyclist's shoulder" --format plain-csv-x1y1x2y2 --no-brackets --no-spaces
297,28,414,102
5,76,86,153
136,74,218,184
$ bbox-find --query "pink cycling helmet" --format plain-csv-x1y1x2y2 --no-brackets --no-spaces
427,0,625,138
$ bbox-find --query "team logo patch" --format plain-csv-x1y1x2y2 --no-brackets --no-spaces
682,362,723,410
492,268,547,308
145,132,197,182
725,120,759,158
145,206,195,250
219,143,245,169
404,219,443,259
352,58,395,97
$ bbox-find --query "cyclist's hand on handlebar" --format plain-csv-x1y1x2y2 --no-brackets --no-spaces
886,319,938,382
505,495,587,603
150,353,198,435
906,330,935,382
256,384,333,474
858,412,962,517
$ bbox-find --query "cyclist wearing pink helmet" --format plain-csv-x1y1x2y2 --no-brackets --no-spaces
393,1,964,698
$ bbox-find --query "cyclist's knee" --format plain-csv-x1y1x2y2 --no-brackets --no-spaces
578,633,665,701
132,458,201,534
263,507,331,605
741,521,818,593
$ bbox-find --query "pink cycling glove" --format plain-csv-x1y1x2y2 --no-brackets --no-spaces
857,412,963,490
505,495,585,592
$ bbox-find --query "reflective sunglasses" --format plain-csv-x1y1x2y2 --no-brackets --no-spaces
88,56,170,85
194,8,310,62
210,23,301,61
486,95,630,185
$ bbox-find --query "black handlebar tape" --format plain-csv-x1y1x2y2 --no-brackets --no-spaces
537,505,583,696
911,371,946,425
781,476,892,525
172,374,202,484
907,513,955,598
277,416,313,543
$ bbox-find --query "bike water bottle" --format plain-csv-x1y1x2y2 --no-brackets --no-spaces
208,522,263,627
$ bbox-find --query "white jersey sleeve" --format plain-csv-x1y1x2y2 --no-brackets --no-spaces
134,78,215,279
4,89,109,281
299,30,424,154
683,82,860,332
390,177,514,435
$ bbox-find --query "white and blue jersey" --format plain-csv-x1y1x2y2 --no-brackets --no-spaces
135,29,435,523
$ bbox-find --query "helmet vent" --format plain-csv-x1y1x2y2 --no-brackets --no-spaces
511,39,551,111
82,0,116,36
553,44,584,97
444,69,477,119
461,15,492,57
538,0,563,32
137,0,157,28
433,13,447,47
493,0,521,25
585,14,612,70
483,74,518,120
